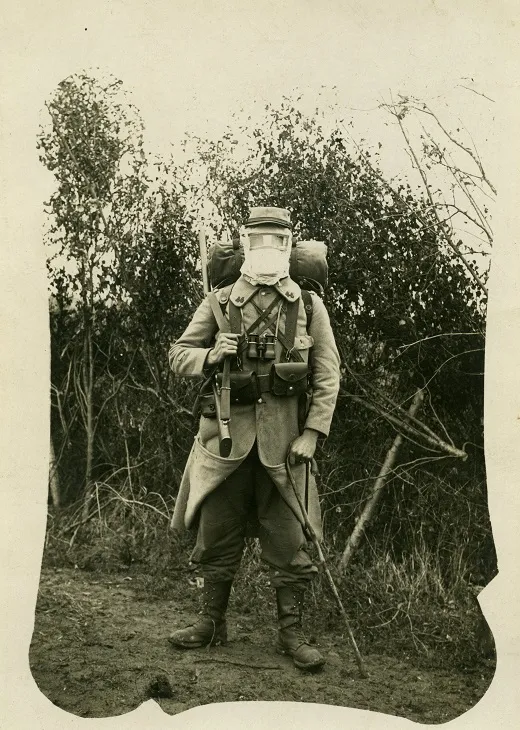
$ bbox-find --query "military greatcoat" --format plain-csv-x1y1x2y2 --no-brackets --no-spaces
168,275,341,535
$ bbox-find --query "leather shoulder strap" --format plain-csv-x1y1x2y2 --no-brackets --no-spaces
284,299,300,352
227,301,242,335
301,289,313,329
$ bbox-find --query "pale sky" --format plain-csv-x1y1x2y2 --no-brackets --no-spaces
9,0,511,194
18,0,505,262
2,2,520,729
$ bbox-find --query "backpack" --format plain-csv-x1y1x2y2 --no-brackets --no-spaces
208,238,328,295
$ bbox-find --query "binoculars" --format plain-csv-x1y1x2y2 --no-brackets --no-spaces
246,334,276,360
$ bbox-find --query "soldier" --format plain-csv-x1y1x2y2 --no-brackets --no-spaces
168,207,340,671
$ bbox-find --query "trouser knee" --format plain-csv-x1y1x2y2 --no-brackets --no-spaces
262,535,318,589
269,564,317,589
190,519,246,582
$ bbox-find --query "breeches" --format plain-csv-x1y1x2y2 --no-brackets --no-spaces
190,444,317,588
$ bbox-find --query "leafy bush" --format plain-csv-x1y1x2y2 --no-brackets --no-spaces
41,76,495,669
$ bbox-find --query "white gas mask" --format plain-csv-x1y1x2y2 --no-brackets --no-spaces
240,225,292,286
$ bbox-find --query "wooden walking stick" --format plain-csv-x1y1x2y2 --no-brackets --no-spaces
285,455,369,678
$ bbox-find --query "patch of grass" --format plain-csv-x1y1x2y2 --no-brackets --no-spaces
304,544,494,669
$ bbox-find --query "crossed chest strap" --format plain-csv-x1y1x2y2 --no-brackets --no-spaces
225,292,302,362
200,291,311,409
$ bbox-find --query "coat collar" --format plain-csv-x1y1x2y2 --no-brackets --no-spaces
229,276,301,307
275,277,301,302
228,277,258,306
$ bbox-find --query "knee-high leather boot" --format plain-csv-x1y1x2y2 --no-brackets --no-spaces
168,580,232,649
276,586,325,670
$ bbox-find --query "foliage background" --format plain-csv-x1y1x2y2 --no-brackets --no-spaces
41,72,495,668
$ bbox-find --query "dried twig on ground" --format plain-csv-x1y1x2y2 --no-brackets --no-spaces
193,657,283,670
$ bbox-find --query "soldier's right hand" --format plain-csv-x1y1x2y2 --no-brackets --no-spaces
206,332,240,365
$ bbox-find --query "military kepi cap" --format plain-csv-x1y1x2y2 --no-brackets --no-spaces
246,206,292,229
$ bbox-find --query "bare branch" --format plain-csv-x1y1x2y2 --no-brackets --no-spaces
341,118,488,296
457,84,496,104
341,358,471,449
94,348,137,429
349,395,467,460
127,374,193,417
396,332,483,352
437,203,492,241
419,347,484,393
385,101,488,295
406,99,496,195
423,388,455,447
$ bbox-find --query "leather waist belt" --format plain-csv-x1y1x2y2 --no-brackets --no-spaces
256,373,272,394
200,366,310,416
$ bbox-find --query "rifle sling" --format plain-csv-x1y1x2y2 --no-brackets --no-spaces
207,292,232,420
220,358,231,420
207,292,231,333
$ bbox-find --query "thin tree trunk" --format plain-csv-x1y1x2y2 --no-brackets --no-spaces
340,389,424,571
82,327,95,520
123,436,133,491
49,436,61,509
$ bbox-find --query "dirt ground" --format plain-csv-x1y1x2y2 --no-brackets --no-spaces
29,567,495,724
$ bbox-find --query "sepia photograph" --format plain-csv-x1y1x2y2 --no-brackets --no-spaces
2,2,520,729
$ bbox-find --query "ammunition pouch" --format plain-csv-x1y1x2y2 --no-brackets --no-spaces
269,362,310,398
197,372,259,418
216,370,260,405
197,363,311,419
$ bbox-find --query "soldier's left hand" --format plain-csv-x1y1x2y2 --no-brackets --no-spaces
288,429,319,466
